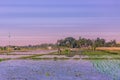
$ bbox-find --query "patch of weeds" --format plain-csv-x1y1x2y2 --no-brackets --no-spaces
0,59,3,62
100,50,119,55
46,72,50,76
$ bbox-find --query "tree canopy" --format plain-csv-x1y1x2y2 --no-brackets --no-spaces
57,37,117,50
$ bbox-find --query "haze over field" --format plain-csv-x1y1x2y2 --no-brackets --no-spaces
0,0,120,46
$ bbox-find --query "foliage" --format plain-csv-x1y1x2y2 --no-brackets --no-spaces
0,36,118,52
57,37,117,51
64,49,70,55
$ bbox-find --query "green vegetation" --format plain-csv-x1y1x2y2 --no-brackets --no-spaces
0,58,10,62
0,59,3,62
92,60,120,80
82,50,110,55
0,36,119,55
57,37,118,51
81,50,120,60
0,36,120,61
46,72,51,76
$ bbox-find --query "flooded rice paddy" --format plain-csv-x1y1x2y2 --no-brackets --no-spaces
0,50,120,80
0,59,119,80
0,50,56,59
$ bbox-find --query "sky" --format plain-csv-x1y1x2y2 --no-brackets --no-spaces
0,0,120,46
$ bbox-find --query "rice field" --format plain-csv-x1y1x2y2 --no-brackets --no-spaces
0,60,112,80
92,60,120,80
0,50,120,80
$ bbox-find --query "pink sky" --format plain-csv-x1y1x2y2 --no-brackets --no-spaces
0,0,120,46
0,32,120,46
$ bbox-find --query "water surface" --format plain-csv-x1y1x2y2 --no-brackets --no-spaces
0,60,113,80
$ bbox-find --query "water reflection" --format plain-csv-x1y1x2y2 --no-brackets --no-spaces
92,60,120,80
0,60,112,80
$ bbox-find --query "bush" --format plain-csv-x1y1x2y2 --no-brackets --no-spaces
64,49,70,55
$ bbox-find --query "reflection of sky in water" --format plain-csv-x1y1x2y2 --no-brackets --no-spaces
92,60,120,80
0,60,112,80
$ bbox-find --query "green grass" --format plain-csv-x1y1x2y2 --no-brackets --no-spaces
101,50,120,55
82,50,120,60
50,49,82,57
82,50,110,55
18,50,120,60
2,49,120,60
0,58,11,62
0,59,3,62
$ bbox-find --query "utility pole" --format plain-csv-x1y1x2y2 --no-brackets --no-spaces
8,33,11,54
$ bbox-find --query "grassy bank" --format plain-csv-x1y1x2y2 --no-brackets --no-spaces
1,48,120,60
81,50,120,60
17,49,120,60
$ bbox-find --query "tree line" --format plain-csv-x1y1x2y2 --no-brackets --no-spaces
57,37,118,50
0,37,119,51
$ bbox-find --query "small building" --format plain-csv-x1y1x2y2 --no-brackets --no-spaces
48,46,52,50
